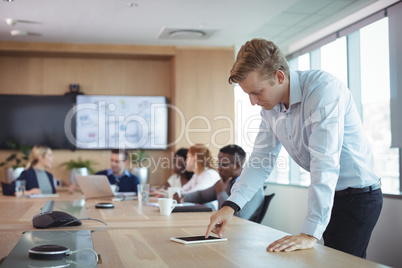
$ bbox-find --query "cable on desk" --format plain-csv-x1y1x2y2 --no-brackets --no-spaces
66,247,99,267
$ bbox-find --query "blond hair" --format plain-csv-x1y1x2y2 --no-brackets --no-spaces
188,144,216,172
26,145,50,169
228,38,290,84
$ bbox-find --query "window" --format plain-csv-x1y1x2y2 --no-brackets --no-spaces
235,84,290,184
234,84,261,156
321,37,348,86
298,53,310,71
359,18,399,194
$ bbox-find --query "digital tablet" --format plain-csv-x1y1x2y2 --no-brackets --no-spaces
170,235,228,245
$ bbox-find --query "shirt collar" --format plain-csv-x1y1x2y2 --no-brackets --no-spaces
289,70,302,108
107,168,130,177
230,175,241,185
273,71,302,113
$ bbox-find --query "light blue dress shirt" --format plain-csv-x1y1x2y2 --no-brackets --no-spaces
106,168,131,182
228,70,379,239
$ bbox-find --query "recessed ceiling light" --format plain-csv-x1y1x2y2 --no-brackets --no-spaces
127,2,138,8
169,30,205,39
6,18,17,26
3,0,14,2
5,18,41,26
10,30,41,36
158,27,215,40
11,30,27,36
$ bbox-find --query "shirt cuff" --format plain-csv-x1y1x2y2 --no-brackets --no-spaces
222,201,240,213
301,218,327,240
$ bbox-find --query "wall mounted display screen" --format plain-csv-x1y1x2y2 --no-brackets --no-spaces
0,95,76,149
75,95,168,149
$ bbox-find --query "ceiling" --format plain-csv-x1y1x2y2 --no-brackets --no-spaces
0,0,382,55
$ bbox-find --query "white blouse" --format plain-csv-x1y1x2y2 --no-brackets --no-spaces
167,174,182,188
181,169,220,194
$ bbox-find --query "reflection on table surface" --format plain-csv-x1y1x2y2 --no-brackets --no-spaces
1,230,96,268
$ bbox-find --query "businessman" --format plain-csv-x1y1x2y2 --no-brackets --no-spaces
206,38,382,258
96,149,140,192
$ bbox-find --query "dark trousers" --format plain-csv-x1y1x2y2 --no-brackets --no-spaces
323,188,383,258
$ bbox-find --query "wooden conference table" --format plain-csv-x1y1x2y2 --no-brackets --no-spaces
0,190,389,268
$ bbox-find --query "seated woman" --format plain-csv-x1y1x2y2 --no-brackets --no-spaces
4,145,56,196
181,144,220,194
161,148,193,189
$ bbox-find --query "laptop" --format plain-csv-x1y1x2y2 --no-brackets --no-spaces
75,175,136,200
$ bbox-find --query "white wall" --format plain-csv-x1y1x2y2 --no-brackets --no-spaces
261,183,402,268
262,184,308,236
367,196,402,267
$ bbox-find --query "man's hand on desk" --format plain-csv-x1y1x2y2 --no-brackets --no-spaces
266,233,317,252
205,206,234,238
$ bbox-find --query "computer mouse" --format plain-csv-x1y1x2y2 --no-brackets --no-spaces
32,211,82,229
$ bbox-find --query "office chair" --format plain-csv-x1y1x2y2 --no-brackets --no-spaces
251,193,275,224
1,182,10,195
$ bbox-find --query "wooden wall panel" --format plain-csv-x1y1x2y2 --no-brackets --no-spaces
173,48,235,158
0,57,44,94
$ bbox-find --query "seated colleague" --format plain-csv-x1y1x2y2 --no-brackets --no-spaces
180,144,220,194
174,145,264,220
96,149,140,193
160,148,193,189
4,145,56,196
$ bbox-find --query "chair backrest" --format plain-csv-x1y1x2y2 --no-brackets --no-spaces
253,193,275,224
1,182,10,196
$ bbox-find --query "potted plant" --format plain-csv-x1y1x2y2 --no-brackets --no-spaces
0,139,32,183
130,149,149,184
59,157,97,186
60,157,97,174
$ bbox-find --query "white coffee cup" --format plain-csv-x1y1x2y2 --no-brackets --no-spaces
167,187,181,199
158,198,177,215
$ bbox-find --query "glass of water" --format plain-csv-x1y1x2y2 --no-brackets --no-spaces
137,184,150,205
15,180,26,197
